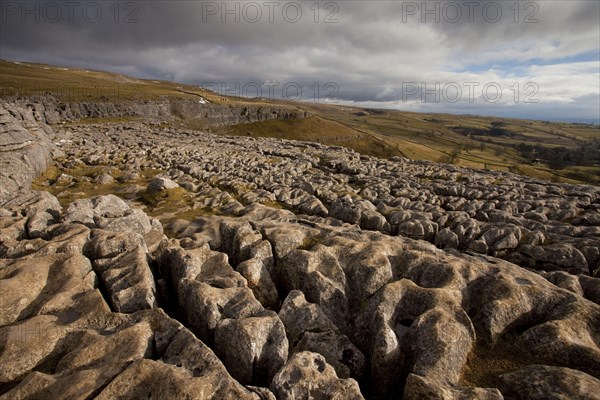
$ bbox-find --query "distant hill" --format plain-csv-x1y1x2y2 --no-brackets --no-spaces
2,59,599,185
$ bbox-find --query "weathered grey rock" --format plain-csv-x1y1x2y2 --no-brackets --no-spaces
93,245,158,313
214,313,288,386
295,331,366,380
517,314,600,378
120,171,139,182
482,226,520,252
94,173,114,185
22,191,63,239
0,103,54,203
64,194,129,225
270,352,364,400
278,245,349,330
0,253,97,327
95,208,153,235
579,274,600,304
147,176,180,194
262,225,308,261
539,270,585,297
520,243,590,274
435,228,459,249
237,259,280,310
157,243,246,291
177,277,289,387
499,365,600,400
160,329,262,399
62,198,95,226
468,239,489,254
95,359,259,400
329,197,362,224
278,290,339,346
62,194,157,236
279,291,365,379
246,386,277,400
356,279,475,398
404,373,503,400
177,279,263,341
1,222,91,259
84,229,147,260
360,209,390,233
397,219,438,241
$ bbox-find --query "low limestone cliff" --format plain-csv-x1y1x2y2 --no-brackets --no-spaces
7,96,309,126
0,101,60,202
0,97,308,202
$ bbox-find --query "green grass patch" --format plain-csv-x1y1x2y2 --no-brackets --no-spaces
140,187,188,208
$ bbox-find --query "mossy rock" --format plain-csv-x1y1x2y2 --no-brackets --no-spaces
140,187,187,207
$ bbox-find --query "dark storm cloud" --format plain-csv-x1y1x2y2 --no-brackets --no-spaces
1,0,598,121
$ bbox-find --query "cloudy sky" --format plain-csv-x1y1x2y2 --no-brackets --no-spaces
1,0,599,123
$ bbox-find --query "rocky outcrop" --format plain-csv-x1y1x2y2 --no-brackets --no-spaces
85,228,158,313
279,290,366,379
155,241,288,387
0,194,262,399
0,102,58,202
4,96,309,127
1,98,600,399
499,365,600,400
270,351,364,400
147,176,180,194
42,117,600,277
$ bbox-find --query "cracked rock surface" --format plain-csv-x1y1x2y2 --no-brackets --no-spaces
1,99,600,399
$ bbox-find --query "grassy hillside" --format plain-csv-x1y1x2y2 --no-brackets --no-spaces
215,115,399,159
301,103,600,185
1,59,271,107
2,59,599,184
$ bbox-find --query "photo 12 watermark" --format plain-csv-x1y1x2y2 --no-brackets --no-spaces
200,1,339,23
401,81,540,104
201,81,340,103
397,1,539,24
0,321,74,345
0,1,140,24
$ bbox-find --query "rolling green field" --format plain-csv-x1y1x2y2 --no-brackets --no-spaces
0,59,272,106
299,103,600,184
2,59,599,184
